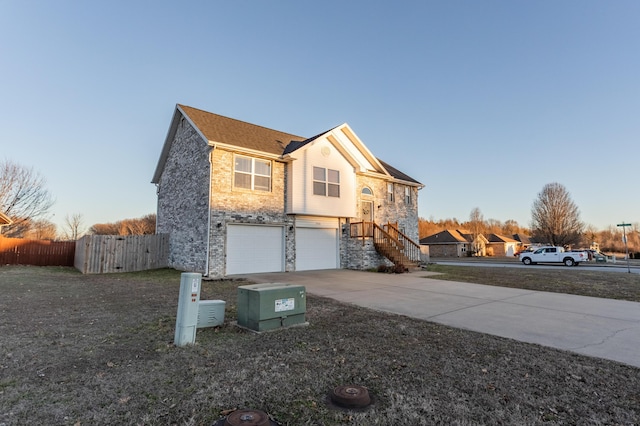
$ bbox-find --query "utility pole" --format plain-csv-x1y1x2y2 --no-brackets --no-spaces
617,222,632,273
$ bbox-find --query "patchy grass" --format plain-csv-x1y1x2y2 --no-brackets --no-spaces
1,265,639,425
425,263,640,301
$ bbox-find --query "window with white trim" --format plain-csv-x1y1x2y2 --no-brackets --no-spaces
387,183,394,202
234,155,271,192
404,186,412,204
313,167,340,197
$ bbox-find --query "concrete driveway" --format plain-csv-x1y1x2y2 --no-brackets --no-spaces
240,269,640,369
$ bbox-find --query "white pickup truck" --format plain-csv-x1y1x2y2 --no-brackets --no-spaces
519,246,587,267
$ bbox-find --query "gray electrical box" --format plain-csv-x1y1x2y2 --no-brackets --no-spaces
237,283,306,332
197,300,226,328
174,272,202,346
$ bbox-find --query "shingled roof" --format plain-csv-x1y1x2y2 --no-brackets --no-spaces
154,104,422,187
487,233,519,243
179,105,305,155
420,229,471,245
377,159,422,184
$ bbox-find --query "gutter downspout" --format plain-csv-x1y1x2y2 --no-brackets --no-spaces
204,144,215,276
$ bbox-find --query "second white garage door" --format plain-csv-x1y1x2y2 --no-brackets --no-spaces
226,224,284,275
296,227,338,271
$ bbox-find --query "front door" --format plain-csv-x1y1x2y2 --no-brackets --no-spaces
361,201,373,236
361,201,373,222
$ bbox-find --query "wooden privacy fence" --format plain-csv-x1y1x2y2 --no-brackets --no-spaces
75,234,169,274
0,237,76,266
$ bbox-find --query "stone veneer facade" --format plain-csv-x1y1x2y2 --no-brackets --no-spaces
155,118,210,272
156,119,420,277
340,175,420,271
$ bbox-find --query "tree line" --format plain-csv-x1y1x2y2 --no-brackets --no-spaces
420,183,639,254
0,159,155,240
1,160,637,253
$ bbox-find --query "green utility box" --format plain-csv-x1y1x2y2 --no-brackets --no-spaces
237,283,307,332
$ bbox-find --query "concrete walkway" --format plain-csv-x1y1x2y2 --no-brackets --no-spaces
240,269,640,369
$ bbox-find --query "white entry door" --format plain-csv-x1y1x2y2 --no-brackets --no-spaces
226,225,284,275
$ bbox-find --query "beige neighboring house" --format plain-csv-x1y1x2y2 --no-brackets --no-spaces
0,212,12,233
152,104,424,278
486,233,520,257
419,229,489,257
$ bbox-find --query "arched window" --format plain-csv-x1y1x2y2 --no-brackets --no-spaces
361,187,373,196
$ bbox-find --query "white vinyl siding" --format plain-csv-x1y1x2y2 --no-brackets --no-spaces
313,167,340,197
286,139,356,217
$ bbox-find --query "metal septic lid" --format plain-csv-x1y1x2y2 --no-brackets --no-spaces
216,409,277,426
330,384,372,409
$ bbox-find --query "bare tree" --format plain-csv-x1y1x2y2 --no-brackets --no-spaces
62,213,86,240
89,213,156,236
22,219,57,240
0,160,54,237
502,219,522,236
468,207,485,255
530,183,584,247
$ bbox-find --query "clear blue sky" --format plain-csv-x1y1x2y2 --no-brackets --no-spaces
1,1,638,232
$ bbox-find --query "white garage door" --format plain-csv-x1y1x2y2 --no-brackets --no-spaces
226,225,284,275
296,227,338,271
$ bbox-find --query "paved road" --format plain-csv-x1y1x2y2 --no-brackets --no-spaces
241,269,640,369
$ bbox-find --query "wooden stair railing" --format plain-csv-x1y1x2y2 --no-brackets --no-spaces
350,221,421,271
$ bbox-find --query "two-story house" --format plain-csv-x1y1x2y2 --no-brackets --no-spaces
152,104,423,278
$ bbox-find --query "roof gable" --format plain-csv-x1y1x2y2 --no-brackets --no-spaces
420,229,469,244
153,104,423,187
487,233,519,243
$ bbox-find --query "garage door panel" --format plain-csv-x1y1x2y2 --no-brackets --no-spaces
227,225,283,275
296,227,338,271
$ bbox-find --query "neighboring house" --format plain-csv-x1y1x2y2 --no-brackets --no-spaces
419,229,488,257
0,212,12,233
512,234,542,251
152,104,423,278
486,233,519,257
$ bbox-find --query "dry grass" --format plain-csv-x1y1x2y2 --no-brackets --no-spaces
425,263,640,301
1,265,639,425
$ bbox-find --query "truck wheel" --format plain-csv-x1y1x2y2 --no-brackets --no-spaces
522,257,532,265
564,258,575,267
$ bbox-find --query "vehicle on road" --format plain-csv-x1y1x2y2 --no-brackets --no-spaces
586,249,608,262
519,246,587,267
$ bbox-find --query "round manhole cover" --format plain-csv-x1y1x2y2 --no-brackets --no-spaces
222,409,273,426
330,385,371,408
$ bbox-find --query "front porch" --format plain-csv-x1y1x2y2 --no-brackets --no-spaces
348,221,421,272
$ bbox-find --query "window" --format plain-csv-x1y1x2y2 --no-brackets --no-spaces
234,155,271,191
313,167,340,197
387,183,394,202
404,187,412,204
362,187,373,196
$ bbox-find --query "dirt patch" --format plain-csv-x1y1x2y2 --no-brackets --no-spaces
1,266,639,425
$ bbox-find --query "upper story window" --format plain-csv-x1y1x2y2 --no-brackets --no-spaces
387,183,394,202
234,155,271,192
404,186,412,204
313,167,340,197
